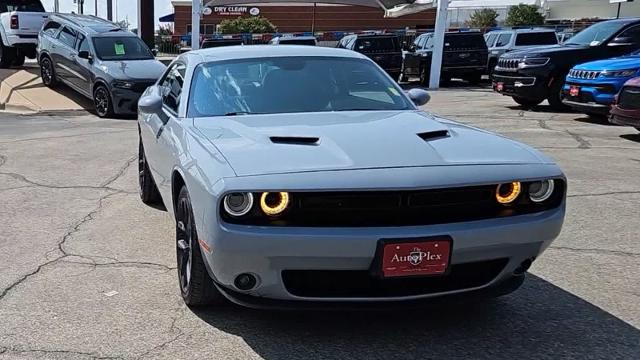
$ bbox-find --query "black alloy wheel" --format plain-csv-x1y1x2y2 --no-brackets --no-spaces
93,85,114,118
40,57,57,87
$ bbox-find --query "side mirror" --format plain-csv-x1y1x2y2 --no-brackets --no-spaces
78,50,92,60
138,86,164,114
152,48,158,56
608,36,636,47
406,88,430,106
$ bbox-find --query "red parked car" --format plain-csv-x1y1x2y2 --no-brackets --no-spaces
610,77,640,131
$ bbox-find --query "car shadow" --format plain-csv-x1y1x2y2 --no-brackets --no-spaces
621,133,640,143
191,275,639,359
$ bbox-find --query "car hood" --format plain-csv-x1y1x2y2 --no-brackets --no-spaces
194,111,547,177
503,44,590,59
99,59,166,80
574,55,640,71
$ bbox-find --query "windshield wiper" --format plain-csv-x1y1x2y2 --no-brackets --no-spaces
224,111,251,116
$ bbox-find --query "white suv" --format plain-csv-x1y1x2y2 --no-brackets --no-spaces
0,0,49,67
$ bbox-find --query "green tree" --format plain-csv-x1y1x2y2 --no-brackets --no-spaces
467,8,499,29
505,4,545,26
218,16,277,34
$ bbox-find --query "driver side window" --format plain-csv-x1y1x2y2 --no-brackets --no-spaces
617,25,640,43
160,63,186,114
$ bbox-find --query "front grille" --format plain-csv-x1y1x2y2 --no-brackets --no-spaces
221,181,566,227
618,86,640,110
282,259,509,298
568,69,601,80
497,58,520,70
131,81,156,93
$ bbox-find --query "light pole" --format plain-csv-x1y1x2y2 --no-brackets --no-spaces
192,0,202,50
429,0,449,89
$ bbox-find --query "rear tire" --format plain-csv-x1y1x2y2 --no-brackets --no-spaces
138,137,166,211
513,96,543,108
0,44,16,69
547,76,570,111
13,53,25,67
464,73,482,85
176,186,226,306
419,66,430,86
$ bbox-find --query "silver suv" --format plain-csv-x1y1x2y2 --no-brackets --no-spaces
485,28,558,75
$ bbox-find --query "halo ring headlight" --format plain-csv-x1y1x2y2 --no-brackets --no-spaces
529,180,555,203
496,182,521,205
223,192,254,217
260,192,290,216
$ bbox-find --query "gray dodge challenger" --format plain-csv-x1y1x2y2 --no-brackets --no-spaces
138,45,566,308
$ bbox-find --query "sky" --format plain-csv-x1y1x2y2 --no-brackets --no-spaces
41,0,175,29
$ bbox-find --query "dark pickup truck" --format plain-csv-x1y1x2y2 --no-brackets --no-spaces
492,18,640,109
337,34,403,79
401,31,488,85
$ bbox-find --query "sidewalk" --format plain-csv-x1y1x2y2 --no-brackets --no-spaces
0,64,92,114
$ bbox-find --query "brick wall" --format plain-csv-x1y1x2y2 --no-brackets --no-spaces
173,5,436,35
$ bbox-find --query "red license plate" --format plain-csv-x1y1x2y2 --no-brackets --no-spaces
570,85,580,97
381,239,451,278
496,82,504,92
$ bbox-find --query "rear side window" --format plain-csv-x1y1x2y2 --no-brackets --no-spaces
495,33,512,47
42,21,61,36
355,37,399,52
160,63,186,114
279,39,316,46
445,34,487,50
0,0,45,12
515,32,558,46
57,26,77,48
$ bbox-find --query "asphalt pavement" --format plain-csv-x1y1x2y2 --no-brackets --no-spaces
0,85,638,359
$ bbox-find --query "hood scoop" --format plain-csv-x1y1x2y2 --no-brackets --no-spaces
270,136,320,145
417,130,450,141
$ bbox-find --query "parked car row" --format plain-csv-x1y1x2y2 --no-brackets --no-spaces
492,18,640,131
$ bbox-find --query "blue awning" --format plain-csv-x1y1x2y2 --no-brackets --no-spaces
159,13,175,22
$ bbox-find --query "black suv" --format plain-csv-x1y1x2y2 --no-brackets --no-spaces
337,34,402,79
402,31,488,85
493,18,640,109
37,14,166,117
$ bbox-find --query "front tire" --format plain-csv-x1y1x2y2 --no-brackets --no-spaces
512,96,544,108
464,73,482,85
547,76,570,111
40,56,58,88
13,53,25,67
138,137,165,210
175,186,225,306
93,84,114,118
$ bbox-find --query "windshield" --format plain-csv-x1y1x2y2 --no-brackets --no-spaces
354,37,399,52
0,0,45,12
566,21,627,46
92,36,154,61
188,56,412,117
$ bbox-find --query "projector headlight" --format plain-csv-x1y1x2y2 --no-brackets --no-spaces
223,192,254,217
260,192,290,216
528,180,555,203
496,182,522,205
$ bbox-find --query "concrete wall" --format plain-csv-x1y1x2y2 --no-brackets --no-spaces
545,0,640,20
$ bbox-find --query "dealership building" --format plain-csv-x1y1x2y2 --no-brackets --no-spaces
168,0,437,35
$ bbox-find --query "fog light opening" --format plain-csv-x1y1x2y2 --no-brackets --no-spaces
234,273,258,291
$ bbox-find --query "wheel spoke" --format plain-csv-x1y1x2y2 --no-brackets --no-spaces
177,239,189,250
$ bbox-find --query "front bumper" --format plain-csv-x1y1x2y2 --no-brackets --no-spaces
492,72,548,100
110,88,144,115
609,106,640,128
561,80,621,114
203,205,565,304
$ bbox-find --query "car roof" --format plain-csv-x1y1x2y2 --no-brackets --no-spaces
276,36,317,41
486,28,556,34
49,13,132,36
184,45,369,63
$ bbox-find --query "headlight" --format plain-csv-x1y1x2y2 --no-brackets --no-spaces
496,182,521,205
260,192,290,216
600,69,638,78
518,57,550,69
528,180,555,203
113,80,134,89
223,192,254,217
